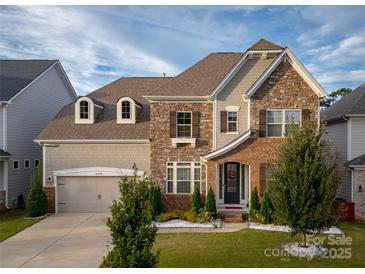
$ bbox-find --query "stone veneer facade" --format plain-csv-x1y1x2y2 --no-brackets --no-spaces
207,61,319,201
353,169,365,220
149,102,213,211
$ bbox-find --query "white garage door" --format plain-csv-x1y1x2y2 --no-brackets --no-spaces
57,176,121,213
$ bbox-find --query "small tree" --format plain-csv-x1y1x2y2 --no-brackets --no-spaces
191,186,201,214
204,188,217,218
270,119,342,246
249,187,260,222
148,185,163,217
260,191,272,224
26,163,49,217
101,178,159,268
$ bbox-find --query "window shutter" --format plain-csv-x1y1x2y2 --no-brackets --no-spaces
302,109,311,123
220,111,227,133
259,109,267,137
170,111,176,138
259,163,267,195
192,111,200,138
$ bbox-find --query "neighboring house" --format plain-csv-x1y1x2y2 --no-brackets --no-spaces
322,83,365,220
0,60,77,210
36,39,326,213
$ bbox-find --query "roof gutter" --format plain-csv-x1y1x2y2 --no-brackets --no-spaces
34,139,151,145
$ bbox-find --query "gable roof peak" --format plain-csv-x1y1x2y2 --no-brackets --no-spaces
248,38,284,51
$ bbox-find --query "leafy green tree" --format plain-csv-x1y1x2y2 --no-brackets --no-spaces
259,191,272,224
204,188,217,218
249,187,260,222
320,88,352,109
26,163,49,217
101,178,159,268
191,186,201,214
269,119,342,246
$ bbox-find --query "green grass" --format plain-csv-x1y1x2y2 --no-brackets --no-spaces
155,222,365,267
0,209,41,242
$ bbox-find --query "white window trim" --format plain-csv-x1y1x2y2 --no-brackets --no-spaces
227,110,239,134
24,159,30,169
176,111,193,138
166,161,200,194
117,97,137,124
13,160,20,170
266,109,302,137
75,97,94,124
34,159,41,169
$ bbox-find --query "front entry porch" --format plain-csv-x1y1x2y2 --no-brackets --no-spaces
216,162,249,213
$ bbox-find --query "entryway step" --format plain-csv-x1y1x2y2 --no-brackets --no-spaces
222,213,245,223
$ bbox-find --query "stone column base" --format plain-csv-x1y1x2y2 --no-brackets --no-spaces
43,187,55,213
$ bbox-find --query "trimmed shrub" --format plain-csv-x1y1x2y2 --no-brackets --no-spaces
204,188,217,218
260,191,272,224
101,178,159,268
191,186,201,213
25,163,48,217
148,185,163,218
154,210,185,222
249,187,260,222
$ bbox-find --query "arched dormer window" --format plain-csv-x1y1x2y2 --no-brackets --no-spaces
117,97,139,124
75,97,94,124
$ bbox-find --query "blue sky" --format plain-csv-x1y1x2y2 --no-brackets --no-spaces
0,5,364,95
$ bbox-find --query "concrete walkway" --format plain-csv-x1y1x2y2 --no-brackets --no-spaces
0,213,110,268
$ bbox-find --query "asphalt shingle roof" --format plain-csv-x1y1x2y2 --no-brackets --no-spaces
345,154,365,167
0,149,11,157
36,77,171,140
0,60,57,101
322,83,365,122
248,38,284,51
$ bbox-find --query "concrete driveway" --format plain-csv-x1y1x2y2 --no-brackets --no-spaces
0,213,111,268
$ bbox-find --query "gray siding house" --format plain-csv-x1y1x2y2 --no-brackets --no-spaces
322,83,365,220
0,60,77,209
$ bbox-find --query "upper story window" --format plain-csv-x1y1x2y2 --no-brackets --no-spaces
117,97,137,124
75,97,94,124
176,112,192,138
267,109,300,137
227,111,238,133
13,160,19,170
79,100,89,119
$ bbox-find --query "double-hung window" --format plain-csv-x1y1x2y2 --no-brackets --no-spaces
79,100,89,119
121,100,131,119
166,162,201,194
227,111,238,133
267,109,300,137
176,112,192,138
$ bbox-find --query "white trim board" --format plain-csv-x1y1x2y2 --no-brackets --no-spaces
203,130,251,160
52,167,145,178
245,48,327,98
35,139,150,145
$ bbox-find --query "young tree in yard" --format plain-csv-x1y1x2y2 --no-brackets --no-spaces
269,119,342,246
192,186,201,213
26,163,49,217
249,187,260,222
101,178,159,268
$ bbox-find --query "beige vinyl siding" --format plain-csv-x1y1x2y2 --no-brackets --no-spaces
325,121,352,201
216,57,274,149
45,143,150,186
350,117,365,160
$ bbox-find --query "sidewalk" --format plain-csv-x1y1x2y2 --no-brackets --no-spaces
157,222,248,233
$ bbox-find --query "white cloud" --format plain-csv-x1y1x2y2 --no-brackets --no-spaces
317,69,365,84
0,6,180,95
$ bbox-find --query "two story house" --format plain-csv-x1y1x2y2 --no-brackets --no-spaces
36,39,326,213
322,83,365,220
0,60,77,210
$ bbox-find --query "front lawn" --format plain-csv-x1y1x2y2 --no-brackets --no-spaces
0,209,41,242
155,222,365,267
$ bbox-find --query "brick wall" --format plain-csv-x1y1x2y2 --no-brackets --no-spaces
150,102,213,210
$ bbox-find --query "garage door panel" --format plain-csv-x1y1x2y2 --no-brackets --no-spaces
57,176,121,213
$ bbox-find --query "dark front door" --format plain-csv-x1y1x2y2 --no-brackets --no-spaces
224,162,240,204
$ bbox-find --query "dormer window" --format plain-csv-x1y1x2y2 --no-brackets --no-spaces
80,100,89,119
121,100,131,119
75,97,95,124
117,97,139,124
